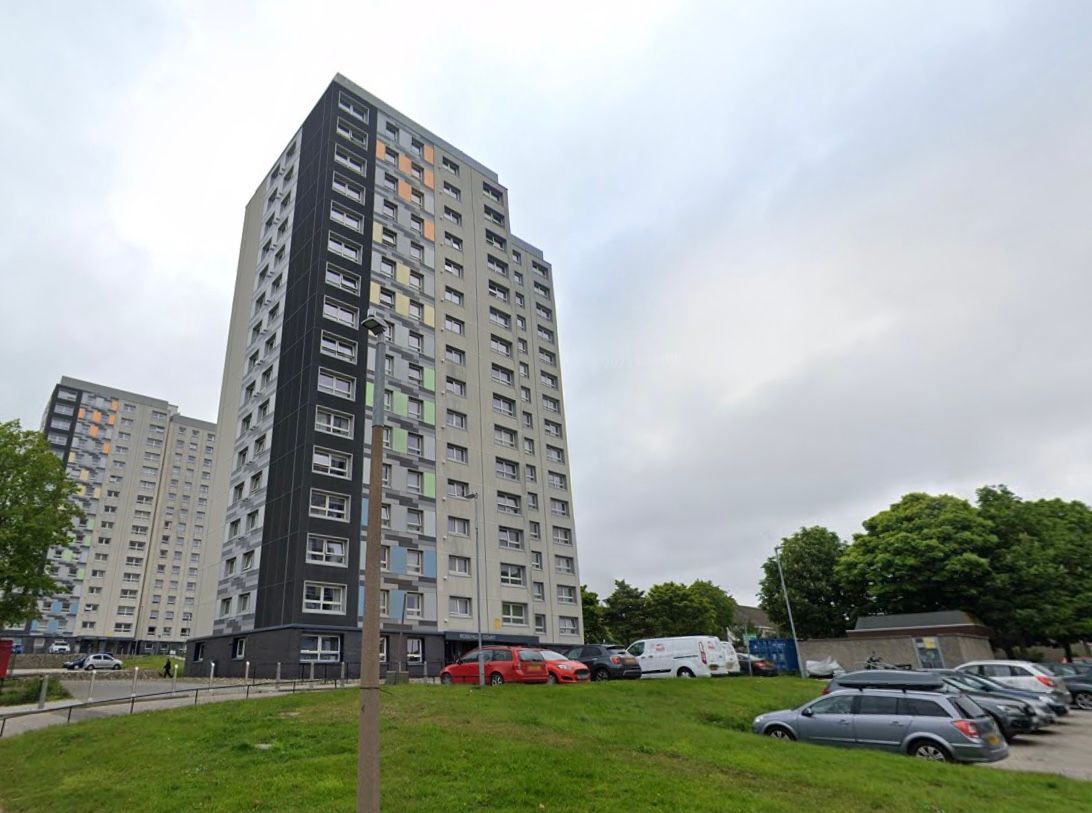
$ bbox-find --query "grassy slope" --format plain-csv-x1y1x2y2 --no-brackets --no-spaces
0,678,1088,812
0,677,70,707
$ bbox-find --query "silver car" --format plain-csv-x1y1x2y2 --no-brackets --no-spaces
752,688,1009,763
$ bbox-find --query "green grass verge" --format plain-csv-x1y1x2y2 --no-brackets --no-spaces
0,676,71,707
117,654,186,676
0,678,1088,812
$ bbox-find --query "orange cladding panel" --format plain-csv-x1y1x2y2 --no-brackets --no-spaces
424,220,435,241
376,141,386,160
423,144,434,164
423,168,434,190
398,180,412,201
91,410,102,423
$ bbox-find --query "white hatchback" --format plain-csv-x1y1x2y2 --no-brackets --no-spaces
956,660,1070,701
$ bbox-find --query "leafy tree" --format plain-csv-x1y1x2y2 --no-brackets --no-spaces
580,585,612,643
758,526,856,639
688,580,736,638
836,493,998,619
602,580,647,645
644,581,717,638
0,420,82,631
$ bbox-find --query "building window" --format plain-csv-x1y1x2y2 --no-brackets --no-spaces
535,614,547,634
555,555,575,574
231,637,247,660
443,181,461,199
448,516,470,537
406,637,424,663
446,377,467,397
407,510,424,534
559,616,579,636
442,156,460,174
405,592,423,619
557,585,577,604
502,602,527,626
301,634,341,662
498,527,523,550
553,527,572,546
238,593,252,613
447,479,470,498
444,287,464,306
500,563,525,586
449,596,471,617
444,258,463,277
448,555,470,575
445,346,466,366
407,549,424,574
531,551,543,570
497,492,520,515
446,410,467,430
318,369,355,400
303,581,346,614
492,396,515,417
493,425,516,447
316,406,354,438
307,534,348,566
532,582,545,601
495,457,518,481
328,233,363,263
320,331,357,362
444,316,465,335
309,489,349,521
313,447,352,479
323,297,358,327
491,365,514,387
446,444,468,464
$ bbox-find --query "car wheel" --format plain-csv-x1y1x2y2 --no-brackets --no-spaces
1074,692,1092,711
910,741,952,762
765,726,795,740
547,673,558,684
113,664,121,670
593,668,611,682
489,672,504,686
441,673,453,685
677,667,695,678
86,665,95,671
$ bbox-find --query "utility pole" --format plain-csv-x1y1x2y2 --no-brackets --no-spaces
774,544,806,679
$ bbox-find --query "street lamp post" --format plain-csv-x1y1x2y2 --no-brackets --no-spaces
466,491,485,687
359,312,389,813
773,544,806,679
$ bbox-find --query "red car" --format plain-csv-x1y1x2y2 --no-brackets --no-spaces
440,646,550,686
538,650,592,684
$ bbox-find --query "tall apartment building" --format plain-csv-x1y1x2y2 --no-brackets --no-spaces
14,377,217,654
189,75,581,676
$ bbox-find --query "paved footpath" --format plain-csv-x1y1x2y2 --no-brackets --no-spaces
0,679,344,739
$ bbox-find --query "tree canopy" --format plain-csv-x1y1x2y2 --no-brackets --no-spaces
0,420,82,631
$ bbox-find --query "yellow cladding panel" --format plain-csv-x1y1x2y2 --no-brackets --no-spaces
370,281,381,304
376,141,386,161
423,220,435,241
93,486,101,499
107,414,115,426
91,410,102,423
398,155,411,174
398,180,411,202
423,168,434,190
111,400,119,411
395,262,410,286
423,144,434,164
102,442,111,455
79,469,90,482
423,304,435,327
372,221,384,242
78,408,85,419
88,425,98,438
394,292,410,316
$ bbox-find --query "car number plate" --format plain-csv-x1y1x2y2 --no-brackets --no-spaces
528,664,541,671
986,734,1000,746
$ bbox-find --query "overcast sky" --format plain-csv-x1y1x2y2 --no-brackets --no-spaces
3,1,1091,606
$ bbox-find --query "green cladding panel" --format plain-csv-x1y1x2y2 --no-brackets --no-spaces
393,428,408,454
423,399,435,426
365,382,374,407
394,391,409,417
423,367,435,392
423,472,436,498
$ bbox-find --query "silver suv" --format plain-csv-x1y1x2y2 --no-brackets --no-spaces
752,688,1009,763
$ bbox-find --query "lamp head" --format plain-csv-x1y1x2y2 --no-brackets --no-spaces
362,310,388,336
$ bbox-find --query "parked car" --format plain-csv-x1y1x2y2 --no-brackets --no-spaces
63,653,124,671
48,641,71,654
626,636,739,678
537,650,591,684
824,670,1039,742
752,688,1009,763
563,643,642,681
1040,663,1092,710
440,646,549,686
737,653,778,677
928,669,1063,721
955,660,1072,708
11,642,24,655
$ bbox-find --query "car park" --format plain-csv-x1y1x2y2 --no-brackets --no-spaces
825,669,1040,742
537,650,591,684
440,646,549,686
955,660,1072,708
752,688,1009,763
928,669,1062,721
626,636,739,678
1040,663,1092,710
63,653,124,670
563,644,641,681
737,652,779,677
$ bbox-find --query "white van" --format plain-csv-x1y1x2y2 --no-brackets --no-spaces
626,636,739,678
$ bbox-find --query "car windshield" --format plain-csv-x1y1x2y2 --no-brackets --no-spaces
518,650,544,662
959,672,1006,691
608,648,627,655
538,650,567,661
953,696,987,718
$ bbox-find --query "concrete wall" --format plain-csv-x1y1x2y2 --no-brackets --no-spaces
798,634,993,671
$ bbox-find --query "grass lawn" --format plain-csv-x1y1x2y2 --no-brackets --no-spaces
0,678,1089,812
0,676,70,707
118,654,187,676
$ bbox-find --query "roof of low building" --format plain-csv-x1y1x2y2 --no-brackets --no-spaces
852,610,984,631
